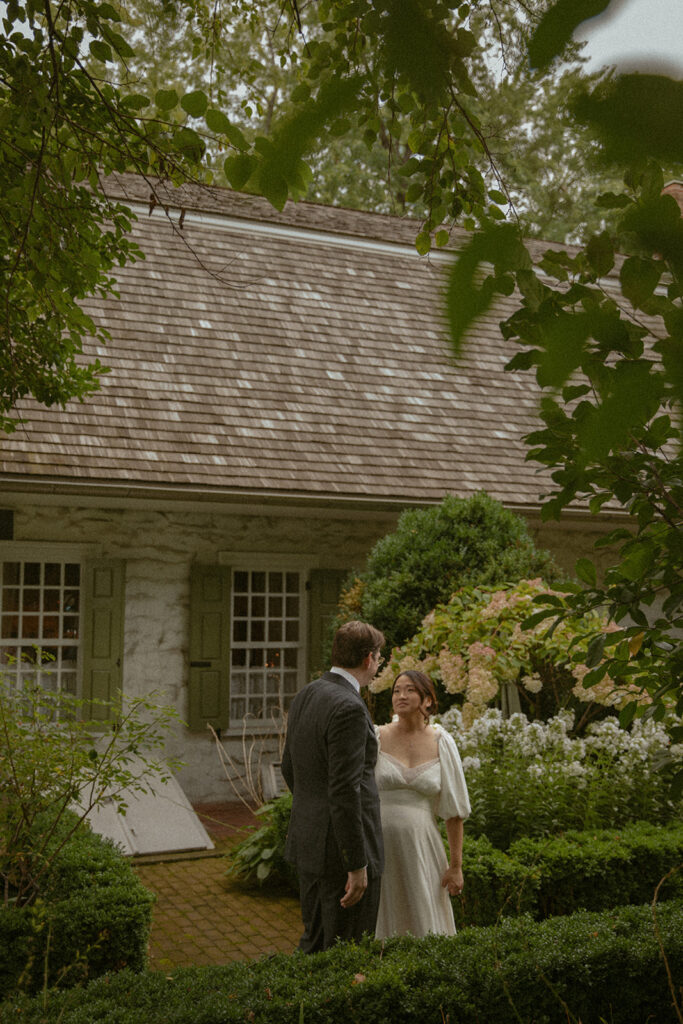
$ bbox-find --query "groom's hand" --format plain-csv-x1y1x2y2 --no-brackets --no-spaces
341,866,368,908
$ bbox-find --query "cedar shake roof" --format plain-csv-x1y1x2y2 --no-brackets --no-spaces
1,174,560,510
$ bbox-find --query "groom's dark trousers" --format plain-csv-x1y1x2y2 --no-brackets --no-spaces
281,671,384,953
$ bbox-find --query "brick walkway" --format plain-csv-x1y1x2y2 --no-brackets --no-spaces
133,803,302,970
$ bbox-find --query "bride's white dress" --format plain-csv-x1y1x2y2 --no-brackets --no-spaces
374,724,471,939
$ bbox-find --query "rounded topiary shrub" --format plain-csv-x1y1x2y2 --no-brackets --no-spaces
347,492,560,655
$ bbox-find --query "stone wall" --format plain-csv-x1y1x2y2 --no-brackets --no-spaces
8,499,621,802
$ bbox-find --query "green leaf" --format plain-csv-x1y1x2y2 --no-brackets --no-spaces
619,256,662,310
528,0,611,70
446,224,530,354
415,231,431,256
575,557,597,586
618,542,656,582
585,231,614,277
205,108,231,134
155,89,179,112
89,39,112,63
121,93,150,110
619,701,638,728
257,165,288,211
224,153,257,190
595,191,633,210
572,75,683,165
180,90,208,118
585,633,606,668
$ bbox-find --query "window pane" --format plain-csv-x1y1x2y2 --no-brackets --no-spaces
2,588,20,612
44,564,61,586
1,616,18,639
268,572,283,592
230,565,302,726
43,590,60,612
23,564,40,586
267,620,282,642
234,571,249,592
285,620,299,642
2,563,20,586
250,620,265,642
63,616,79,639
23,590,39,612
43,616,60,638
64,564,80,587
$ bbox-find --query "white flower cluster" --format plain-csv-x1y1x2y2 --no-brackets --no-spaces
438,706,683,779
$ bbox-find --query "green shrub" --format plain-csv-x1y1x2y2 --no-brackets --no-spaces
509,821,683,918
346,493,560,656
0,812,154,996
454,835,539,928
3,901,682,1023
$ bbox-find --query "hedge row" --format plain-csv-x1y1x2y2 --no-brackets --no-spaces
0,814,154,997
3,901,682,1024
455,820,683,928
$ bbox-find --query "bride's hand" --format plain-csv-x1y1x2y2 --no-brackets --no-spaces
441,865,464,896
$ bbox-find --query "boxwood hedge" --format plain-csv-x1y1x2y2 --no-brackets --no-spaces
456,821,683,927
0,813,154,997
2,901,681,1024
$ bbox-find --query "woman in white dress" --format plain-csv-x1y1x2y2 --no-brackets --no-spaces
374,670,470,939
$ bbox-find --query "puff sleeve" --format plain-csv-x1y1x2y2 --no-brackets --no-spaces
436,726,471,821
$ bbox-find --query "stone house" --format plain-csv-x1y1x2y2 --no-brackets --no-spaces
0,175,620,806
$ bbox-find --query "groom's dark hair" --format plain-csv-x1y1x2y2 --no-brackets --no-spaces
331,620,384,668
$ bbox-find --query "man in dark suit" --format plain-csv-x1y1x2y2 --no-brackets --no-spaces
281,620,385,953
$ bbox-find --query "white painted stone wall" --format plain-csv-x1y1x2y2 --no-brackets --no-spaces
12,501,398,802
9,499,621,803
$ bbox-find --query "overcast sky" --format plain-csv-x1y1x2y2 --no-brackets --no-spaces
576,0,683,75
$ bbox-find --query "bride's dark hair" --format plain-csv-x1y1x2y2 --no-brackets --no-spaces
392,669,438,720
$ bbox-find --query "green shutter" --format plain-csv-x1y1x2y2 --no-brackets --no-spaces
81,560,125,720
307,568,349,680
188,564,231,732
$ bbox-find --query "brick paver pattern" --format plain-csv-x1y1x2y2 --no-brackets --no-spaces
133,806,301,971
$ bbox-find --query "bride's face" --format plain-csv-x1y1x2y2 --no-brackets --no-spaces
392,675,431,718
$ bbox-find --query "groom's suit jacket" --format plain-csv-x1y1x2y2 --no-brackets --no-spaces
281,671,384,880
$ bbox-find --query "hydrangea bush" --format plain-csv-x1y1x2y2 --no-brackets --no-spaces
439,706,683,849
371,578,650,728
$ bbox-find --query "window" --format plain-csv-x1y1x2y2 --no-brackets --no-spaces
0,560,81,695
230,569,302,723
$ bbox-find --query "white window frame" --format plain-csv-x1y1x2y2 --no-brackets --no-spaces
0,542,99,698
218,552,317,733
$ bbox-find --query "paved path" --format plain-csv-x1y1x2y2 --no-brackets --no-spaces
133,803,302,970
